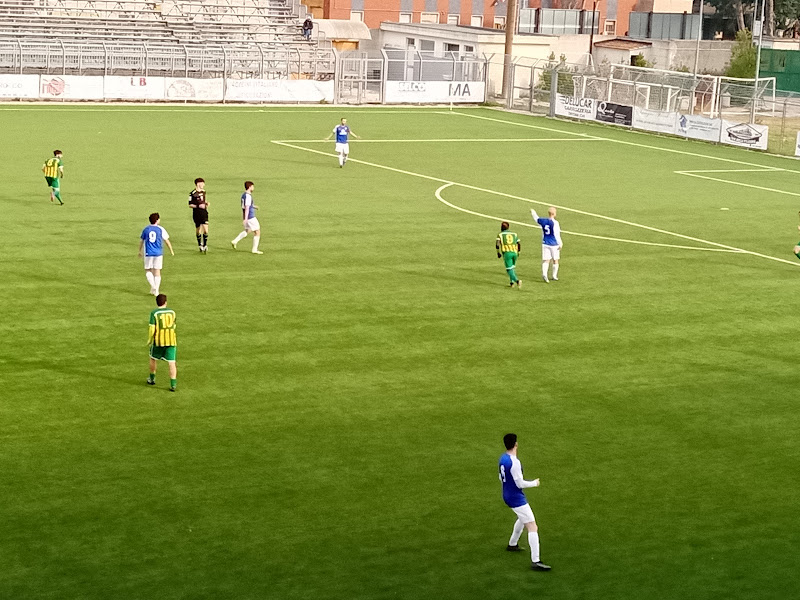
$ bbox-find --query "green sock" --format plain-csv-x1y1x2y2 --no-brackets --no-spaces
170,378,177,389
508,269,517,283
54,190,62,204
148,373,155,382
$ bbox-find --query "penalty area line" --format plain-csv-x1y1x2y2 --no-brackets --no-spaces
434,184,743,254
271,141,800,267
273,138,603,143
675,171,800,198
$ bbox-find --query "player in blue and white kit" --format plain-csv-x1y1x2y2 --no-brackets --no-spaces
499,433,551,571
138,212,174,296
230,181,263,255
530,207,563,283
324,117,359,167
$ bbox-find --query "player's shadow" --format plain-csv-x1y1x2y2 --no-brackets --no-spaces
22,360,145,390
393,266,501,288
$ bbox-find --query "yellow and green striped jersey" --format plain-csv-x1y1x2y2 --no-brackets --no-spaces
497,231,519,254
149,307,177,347
42,157,62,178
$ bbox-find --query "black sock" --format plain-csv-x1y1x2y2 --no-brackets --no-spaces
202,233,208,246
196,234,202,247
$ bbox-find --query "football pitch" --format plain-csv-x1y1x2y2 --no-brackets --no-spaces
2,104,800,600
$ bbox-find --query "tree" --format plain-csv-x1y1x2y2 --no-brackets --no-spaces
726,29,757,77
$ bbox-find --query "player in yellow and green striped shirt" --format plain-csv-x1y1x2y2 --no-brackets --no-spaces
41,150,64,205
496,221,522,288
146,294,178,391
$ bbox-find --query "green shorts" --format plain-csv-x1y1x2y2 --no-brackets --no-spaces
150,345,177,361
45,176,60,189
503,252,518,270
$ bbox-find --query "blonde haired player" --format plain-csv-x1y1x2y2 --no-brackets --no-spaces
325,118,359,168
530,207,563,283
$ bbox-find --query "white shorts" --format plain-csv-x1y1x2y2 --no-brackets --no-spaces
542,245,560,261
143,255,163,270
511,503,536,524
245,217,260,232
335,142,350,154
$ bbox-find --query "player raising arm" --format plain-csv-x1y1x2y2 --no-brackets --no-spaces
499,433,551,572
325,118,359,168
531,207,563,283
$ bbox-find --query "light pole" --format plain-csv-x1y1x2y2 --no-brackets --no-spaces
693,0,704,75
502,0,520,100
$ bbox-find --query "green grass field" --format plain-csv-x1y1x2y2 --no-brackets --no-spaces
2,105,799,600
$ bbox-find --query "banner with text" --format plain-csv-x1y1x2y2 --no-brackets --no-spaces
104,76,166,100
676,113,722,142
554,94,595,120
224,79,334,102
595,101,634,126
0,74,39,99
384,81,486,103
165,77,224,101
720,120,769,151
40,75,104,100
633,107,678,135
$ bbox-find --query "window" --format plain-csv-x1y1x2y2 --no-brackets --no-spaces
604,19,616,35
464,45,474,54
420,12,439,23
447,14,459,25
494,16,506,29
350,10,363,21
399,12,412,23
419,39,435,52
445,43,459,52
470,15,483,27
406,37,416,47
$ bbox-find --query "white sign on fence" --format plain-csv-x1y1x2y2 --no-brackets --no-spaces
554,94,595,120
40,75,104,100
383,81,486,104
104,76,166,100
720,120,769,151
0,74,39,99
677,113,722,142
633,107,678,135
224,79,334,102
165,78,224,101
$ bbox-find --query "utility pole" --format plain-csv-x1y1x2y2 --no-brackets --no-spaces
750,0,766,122
693,0,704,75
588,1,598,57
501,0,520,99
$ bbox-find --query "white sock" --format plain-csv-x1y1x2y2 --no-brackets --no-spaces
232,231,247,244
553,264,559,278
339,153,344,166
528,531,540,562
343,153,348,164
542,262,549,278
145,271,155,289
154,275,161,294
252,235,260,252
509,520,524,547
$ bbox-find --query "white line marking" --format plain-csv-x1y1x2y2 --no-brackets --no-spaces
676,171,800,197
679,168,785,173
0,107,440,113
272,141,800,267
451,111,800,173
434,183,743,253
275,138,602,143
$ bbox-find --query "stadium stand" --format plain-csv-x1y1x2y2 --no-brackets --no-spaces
0,0,317,46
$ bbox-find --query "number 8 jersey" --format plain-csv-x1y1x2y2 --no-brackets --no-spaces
499,453,529,508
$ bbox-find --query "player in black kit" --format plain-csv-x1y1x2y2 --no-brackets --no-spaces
188,178,209,253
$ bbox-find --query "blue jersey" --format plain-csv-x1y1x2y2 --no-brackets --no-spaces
537,218,559,246
140,225,168,257
499,453,528,508
241,192,256,219
334,125,350,144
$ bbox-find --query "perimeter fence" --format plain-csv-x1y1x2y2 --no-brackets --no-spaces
504,57,800,156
